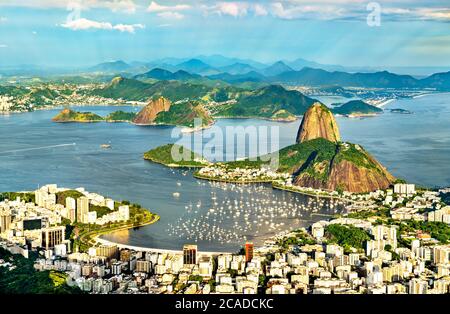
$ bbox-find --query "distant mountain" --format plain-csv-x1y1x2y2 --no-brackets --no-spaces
215,84,317,119
272,67,420,88
207,71,266,84
218,63,258,75
194,55,268,69
90,76,242,103
332,100,383,116
175,59,218,75
262,61,294,76
89,61,132,73
420,71,450,90
284,58,348,72
134,68,200,81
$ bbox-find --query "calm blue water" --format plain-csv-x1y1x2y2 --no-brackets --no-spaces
0,92,449,251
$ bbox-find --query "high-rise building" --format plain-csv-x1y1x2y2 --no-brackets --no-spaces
118,205,130,221
183,244,198,265
394,184,416,195
41,226,65,250
245,242,254,263
76,196,89,224
96,245,119,260
433,246,450,265
66,197,76,223
0,213,11,233
136,260,151,273
409,278,428,294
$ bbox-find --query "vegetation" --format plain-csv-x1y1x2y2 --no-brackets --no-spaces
0,192,35,203
334,142,382,173
216,85,316,118
325,224,372,251
91,76,241,103
144,144,209,168
105,110,136,122
52,108,103,122
89,205,113,218
440,192,450,205
56,190,84,206
396,220,450,244
154,101,214,127
277,230,316,249
0,248,83,294
270,109,297,121
332,100,383,116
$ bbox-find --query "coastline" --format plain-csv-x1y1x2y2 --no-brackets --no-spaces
80,213,161,249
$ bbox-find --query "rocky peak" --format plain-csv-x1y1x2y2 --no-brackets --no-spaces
133,97,172,125
296,102,341,143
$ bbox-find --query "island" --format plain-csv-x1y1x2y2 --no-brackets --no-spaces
143,144,210,168
52,109,137,123
332,100,383,117
390,108,413,114
52,109,104,123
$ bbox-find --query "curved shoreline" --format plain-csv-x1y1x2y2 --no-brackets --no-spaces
79,213,160,248
193,172,272,184
193,172,353,202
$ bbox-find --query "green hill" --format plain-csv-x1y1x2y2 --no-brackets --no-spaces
52,109,104,122
332,100,383,116
105,110,137,122
144,144,209,168
219,137,395,193
215,85,317,118
91,76,241,103
154,101,214,128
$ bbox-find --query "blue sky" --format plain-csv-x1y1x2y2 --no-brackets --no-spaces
0,0,449,67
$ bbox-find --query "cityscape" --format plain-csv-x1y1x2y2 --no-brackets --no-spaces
0,0,450,302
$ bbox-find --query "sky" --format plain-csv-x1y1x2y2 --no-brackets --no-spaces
0,0,449,68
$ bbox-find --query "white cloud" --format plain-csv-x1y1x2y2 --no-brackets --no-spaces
147,1,190,13
104,0,137,13
113,23,144,32
270,2,346,20
216,2,249,17
0,0,137,13
254,4,268,17
61,18,144,33
0,44,7,48
203,2,269,18
415,8,450,21
0,16,7,23
157,12,185,20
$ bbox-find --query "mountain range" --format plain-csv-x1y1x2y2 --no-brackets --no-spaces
2,55,450,90
87,58,450,90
